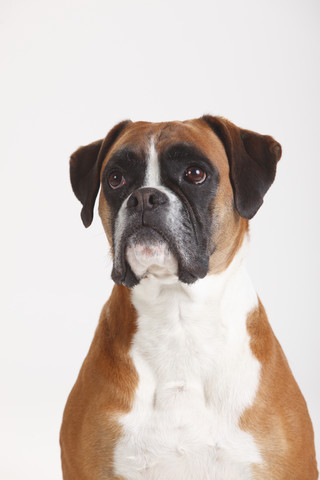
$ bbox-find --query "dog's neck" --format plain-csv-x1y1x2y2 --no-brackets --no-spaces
127,236,260,413
130,236,257,329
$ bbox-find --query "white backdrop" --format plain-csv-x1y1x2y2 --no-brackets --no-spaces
1,0,319,478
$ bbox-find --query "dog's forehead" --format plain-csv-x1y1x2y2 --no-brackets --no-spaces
102,119,229,173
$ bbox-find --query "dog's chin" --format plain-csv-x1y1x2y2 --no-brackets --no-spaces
125,242,178,283
111,227,209,288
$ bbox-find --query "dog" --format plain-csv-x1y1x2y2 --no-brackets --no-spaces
60,116,318,479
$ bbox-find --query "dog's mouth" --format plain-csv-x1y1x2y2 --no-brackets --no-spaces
125,229,178,281
111,224,209,288
111,227,178,287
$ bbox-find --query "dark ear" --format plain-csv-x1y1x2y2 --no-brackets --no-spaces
202,115,282,219
70,120,131,227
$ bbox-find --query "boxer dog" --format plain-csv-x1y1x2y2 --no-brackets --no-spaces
60,116,318,479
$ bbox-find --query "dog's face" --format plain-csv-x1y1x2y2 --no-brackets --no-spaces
70,116,281,287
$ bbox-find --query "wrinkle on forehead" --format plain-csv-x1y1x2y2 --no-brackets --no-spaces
101,119,230,177
157,121,228,166
156,120,230,174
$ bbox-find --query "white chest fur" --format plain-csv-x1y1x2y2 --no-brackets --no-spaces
113,246,262,480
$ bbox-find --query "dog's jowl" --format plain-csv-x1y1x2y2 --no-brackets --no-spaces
60,116,318,480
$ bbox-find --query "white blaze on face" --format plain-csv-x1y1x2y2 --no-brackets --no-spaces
144,138,161,187
125,138,178,280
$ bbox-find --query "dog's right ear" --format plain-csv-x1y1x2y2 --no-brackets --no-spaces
70,120,131,227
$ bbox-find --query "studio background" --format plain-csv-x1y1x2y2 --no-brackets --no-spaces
1,0,319,478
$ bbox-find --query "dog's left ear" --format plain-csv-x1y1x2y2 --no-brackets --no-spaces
202,115,282,219
70,120,131,227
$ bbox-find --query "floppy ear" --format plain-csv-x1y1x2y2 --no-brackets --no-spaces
202,115,282,219
70,120,131,227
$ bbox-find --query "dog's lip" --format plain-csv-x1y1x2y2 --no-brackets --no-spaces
112,225,210,287
126,243,170,257
125,226,174,256
125,240,178,281
124,228,175,267
112,227,171,286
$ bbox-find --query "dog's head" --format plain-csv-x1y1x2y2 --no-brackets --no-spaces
70,116,281,287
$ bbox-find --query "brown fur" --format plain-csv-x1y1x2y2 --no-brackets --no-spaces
241,301,318,479
60,285,137,480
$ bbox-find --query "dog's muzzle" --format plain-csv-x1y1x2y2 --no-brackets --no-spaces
111,187,210,287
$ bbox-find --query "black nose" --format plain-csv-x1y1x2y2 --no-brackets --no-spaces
127,187,168,212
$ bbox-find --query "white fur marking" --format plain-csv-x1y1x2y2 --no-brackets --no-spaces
144,139,160,187
113,195,130,271
126,243,178,279
114,241,262,479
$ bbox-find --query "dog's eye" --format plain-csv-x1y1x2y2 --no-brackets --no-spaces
184,166,206,185
108,171,126,189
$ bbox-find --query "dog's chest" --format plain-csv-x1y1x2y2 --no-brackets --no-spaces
113,272,262,480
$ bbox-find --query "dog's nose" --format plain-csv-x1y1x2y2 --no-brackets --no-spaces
127,187,168,212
